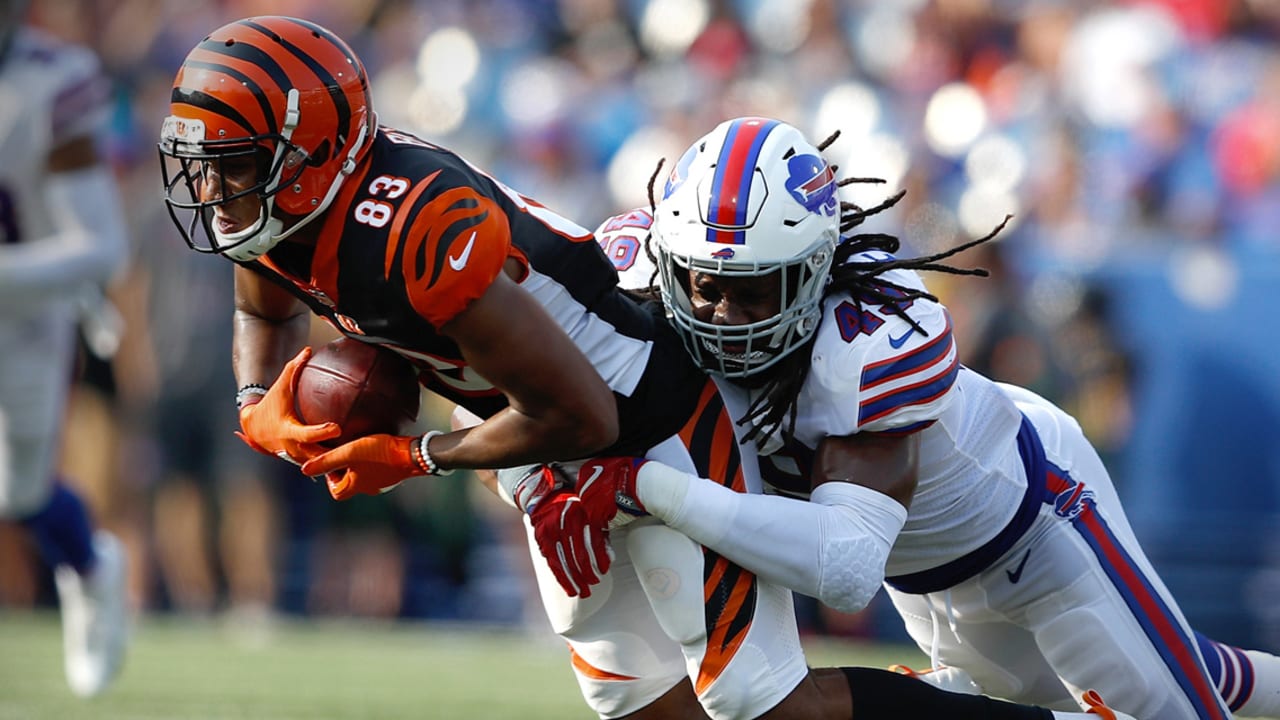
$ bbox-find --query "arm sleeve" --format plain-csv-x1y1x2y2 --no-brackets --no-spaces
636,461,907,613
0,164,127,308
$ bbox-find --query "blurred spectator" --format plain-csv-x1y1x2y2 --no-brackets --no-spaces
135,237,284,620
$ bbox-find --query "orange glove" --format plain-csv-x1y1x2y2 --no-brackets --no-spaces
236,347,341,465
301,433,430,501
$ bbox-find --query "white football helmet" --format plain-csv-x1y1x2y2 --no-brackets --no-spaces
652,117,839,378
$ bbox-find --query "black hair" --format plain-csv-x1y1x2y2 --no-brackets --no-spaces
644,131,1009,447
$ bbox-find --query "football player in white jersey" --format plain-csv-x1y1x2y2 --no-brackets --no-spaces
0,0,129,697
460,207,1140,720
547,117,1280,720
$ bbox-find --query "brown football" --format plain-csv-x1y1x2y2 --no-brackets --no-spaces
294,338,421,447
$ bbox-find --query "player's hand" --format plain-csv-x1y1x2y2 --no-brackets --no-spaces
301,433,428,501
510,465,611,598
236,347,341,464
575,457,649,530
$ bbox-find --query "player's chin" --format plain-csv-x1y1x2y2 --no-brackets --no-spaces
214,215,250,235
703,342,783,383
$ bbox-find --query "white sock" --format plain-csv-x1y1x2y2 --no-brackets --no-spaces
1237,649,1280,718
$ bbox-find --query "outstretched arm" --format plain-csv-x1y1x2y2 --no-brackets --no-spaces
588,432,919,612
0,137,127,308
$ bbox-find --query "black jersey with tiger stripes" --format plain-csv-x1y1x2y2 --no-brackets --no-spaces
242,128,705,456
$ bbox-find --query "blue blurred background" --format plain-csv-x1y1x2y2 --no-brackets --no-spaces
3,0,1276,652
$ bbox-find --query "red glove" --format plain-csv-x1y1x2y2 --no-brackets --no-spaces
511,466,611,598
301,433,429,501
575,457,649,530
236,348,341,465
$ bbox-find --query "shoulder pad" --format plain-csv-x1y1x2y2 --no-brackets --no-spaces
810,280,958,433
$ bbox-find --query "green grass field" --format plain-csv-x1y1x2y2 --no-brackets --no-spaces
0,611,925,719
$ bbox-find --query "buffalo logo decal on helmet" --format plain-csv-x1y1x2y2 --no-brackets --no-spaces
710,247,736,259
785,154,837,217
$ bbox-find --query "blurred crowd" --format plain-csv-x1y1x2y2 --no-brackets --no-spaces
2,0,1278,644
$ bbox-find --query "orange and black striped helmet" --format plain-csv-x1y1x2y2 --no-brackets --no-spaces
158,16,374,261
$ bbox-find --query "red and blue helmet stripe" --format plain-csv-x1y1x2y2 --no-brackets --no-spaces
705,117,780,245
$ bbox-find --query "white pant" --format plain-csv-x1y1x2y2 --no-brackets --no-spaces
0,310,76,515
528,434,810,720
887,391,1231,720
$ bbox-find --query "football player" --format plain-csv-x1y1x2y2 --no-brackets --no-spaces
0,0,129,698
558,117,1280,719
159,17,816,720
158,17,1139,720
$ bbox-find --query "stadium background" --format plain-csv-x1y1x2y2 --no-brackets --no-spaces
2,0,1278,709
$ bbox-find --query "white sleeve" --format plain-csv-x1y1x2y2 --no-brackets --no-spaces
0,165,128,307
636,461,907,613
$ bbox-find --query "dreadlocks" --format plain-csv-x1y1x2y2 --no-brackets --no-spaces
631,158,667,297
643,132,1010,448
738,197,1010,446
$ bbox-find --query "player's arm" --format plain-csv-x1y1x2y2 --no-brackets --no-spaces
430,263,619,471
302,171,616,498
303,273,620,503
0,134,127,308
232,264,312,390
576,432,917,611
813,431,918,507
231,264,340,460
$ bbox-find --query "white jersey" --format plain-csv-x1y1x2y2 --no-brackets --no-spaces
594,207,658,291
716,253,1028,579
0,27,113,321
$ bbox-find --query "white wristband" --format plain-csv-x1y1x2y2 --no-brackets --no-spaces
495,464,567,513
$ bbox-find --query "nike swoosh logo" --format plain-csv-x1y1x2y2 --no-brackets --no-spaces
888,327,916,348
448,231,477,271
579,465,604,494
1005,548,1031,584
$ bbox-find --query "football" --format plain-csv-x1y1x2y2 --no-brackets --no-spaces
294,338,421,447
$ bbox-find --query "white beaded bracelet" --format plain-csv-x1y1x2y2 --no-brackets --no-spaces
235,384,268,409
417,430,454,476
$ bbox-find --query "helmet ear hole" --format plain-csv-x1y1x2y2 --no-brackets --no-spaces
308,138,331,166
252,147,274,181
